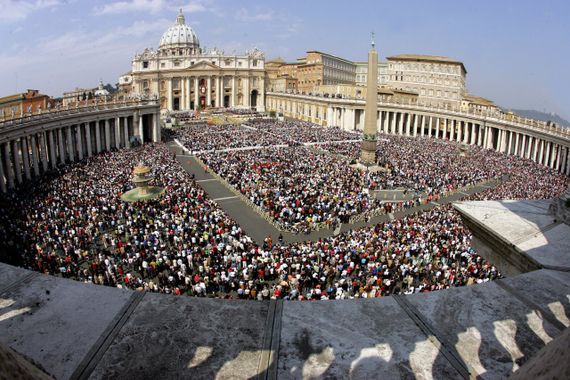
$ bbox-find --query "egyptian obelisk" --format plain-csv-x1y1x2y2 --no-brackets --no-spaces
360,33,378,165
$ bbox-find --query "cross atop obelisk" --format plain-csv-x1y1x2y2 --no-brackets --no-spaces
360,32,378,165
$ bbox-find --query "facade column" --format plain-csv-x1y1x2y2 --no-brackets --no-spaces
405,113,411,136
390,112,396,135
21,137,31,180
383,112,389,133
435,118,440,139
207,76,212,107
167,79,173,110
428,116,433,138
443,119,448,140
115,117,121,149
12,140,22,184
58,128,66,164
66,125,74,161
124,118,130,148
244,76,250,108
139,114,144,144
95,121,102,153
215,76,221,107
30,135,40,177
398,113,404,135
463,122,469,143
104,119,111,151
195,77,200,109
412,114,418,136
40,132,49,172
449,119,455,141
230,76,236,108
153,112,161,142
3,143,14,189
76,125,83,160
85,122,92,157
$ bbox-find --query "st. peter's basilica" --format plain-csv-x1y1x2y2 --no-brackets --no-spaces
119,10,266,112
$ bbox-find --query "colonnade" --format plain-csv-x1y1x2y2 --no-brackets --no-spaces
0,109,161,192
267,94,570,176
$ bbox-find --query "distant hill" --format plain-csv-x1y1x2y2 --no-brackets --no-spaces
507,109,570,128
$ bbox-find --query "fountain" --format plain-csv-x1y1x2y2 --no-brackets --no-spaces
120,164,165,202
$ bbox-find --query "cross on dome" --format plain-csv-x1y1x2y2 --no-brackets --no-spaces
176,8,185,25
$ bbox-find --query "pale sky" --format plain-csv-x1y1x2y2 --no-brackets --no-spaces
0,0,568,119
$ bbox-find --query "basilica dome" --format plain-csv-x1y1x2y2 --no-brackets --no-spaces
159,10,200,50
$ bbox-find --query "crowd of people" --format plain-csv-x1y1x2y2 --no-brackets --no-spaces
174,124,280,153
0,119,568,301
198,146,378,232
248,119,361,144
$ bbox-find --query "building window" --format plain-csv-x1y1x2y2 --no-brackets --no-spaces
143,80,149,89
253,59,258,67
161,62,165,68
142,61,149,69
174,61,180,67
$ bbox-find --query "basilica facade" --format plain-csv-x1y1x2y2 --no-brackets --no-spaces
119,10,266,112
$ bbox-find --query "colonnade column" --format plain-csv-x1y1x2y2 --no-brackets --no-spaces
3,143,14,189
525,137,533,159
231,77,236,108
58,129,66,164
66,126,74,161
30,135,40,177
0,152,5,192
115,117,121,149
544,141,551,167
40,132,49,172
76,125,83,160
538,140,544,165
85,122,92,157
555,145,562,171
476,124,482,146
21,138,31,180
95,121,102,153
12,140,22,184
48,131,57,168
513,133,520,156
104,120,111,151
549,143,556,168
532,137,538,162
506,131,513,154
